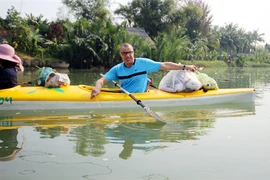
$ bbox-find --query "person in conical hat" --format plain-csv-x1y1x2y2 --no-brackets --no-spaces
0,44,24,89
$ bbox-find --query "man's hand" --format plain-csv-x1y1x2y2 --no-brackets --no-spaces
186,65,197,71
90,88,100,99
90,77,107,99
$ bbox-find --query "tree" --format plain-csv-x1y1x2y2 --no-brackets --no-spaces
48,22,64,44
25,13,49,37
251,29,265,57
207,25,220,51
62,0,110,22
251,29,265,47
265,43,270,53
2,7,31,52
219,23,239,55
115,0,182,37
184,0,212,41
153,28,190,61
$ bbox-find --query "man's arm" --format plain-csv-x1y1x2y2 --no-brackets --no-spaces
90,77,108,99
160,62,197,71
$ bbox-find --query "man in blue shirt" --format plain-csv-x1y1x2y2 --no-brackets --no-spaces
90,43,197,98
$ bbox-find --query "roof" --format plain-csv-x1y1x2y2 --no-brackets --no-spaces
126,27,155,46
126,27,150,39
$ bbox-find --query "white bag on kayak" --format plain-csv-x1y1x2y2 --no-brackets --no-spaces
185,72,202,92
45,72,70,88
158,70,185,92
159,70,202,92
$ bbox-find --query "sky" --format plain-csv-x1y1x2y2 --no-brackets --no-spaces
1,0,269,43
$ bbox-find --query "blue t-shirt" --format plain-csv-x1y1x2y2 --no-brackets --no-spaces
104,58,161,93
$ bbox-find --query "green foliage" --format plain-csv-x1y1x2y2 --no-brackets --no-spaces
25,13,49,36
1,7,31,52
182,2,203,40
207,50,219,60
235,54,246,67
265,43,270,52
62,0,110,22
1,2,269,69
153,28,190,62
181,60,227,68
48,23,64,43
115,0,183,37
5,6,26,25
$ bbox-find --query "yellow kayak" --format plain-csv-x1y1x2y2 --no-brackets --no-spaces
0,85,255,111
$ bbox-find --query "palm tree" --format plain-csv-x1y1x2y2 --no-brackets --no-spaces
207,25,220,51
251,29,265,57
252,29,265,47
219,23,239,55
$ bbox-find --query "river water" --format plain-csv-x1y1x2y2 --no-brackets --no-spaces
0,67,269,180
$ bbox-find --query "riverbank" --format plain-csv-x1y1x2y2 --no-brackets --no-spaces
17,51,270,69
182,59,270,68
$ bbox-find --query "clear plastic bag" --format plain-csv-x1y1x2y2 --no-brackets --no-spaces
159,70,202,92
45,72,71,88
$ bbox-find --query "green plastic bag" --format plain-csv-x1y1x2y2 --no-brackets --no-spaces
36,67,56,86
195,71,218,90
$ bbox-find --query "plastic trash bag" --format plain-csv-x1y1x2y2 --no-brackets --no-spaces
159,70,202,92
45,72,70,88
195,71,218,90
35,67,70,88
36,67,55,86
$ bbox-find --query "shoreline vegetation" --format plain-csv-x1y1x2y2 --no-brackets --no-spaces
1,0,270,69
18,51,270,69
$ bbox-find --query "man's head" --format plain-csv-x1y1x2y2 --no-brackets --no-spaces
120,43,134,68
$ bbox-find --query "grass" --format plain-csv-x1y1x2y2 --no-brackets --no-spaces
17,51,63,67
180,60,228,68
16,51,36,61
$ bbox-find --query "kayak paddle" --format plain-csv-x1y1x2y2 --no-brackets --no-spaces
100,74,166,123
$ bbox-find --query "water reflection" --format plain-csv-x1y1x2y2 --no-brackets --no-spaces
69,124,108,157
119,140,134,159
0,129,24,162
35,126,71,138
105,122,166,160
0,101,255,161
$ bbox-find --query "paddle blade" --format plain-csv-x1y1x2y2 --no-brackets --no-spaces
143,106,167,123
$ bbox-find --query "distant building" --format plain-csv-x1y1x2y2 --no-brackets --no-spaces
126,27,150,38
126,27,155,46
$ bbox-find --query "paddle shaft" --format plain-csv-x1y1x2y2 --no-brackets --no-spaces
111,80,146,108
100,73,166,123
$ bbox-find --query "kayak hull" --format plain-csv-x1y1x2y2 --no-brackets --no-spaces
0,85,255,111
